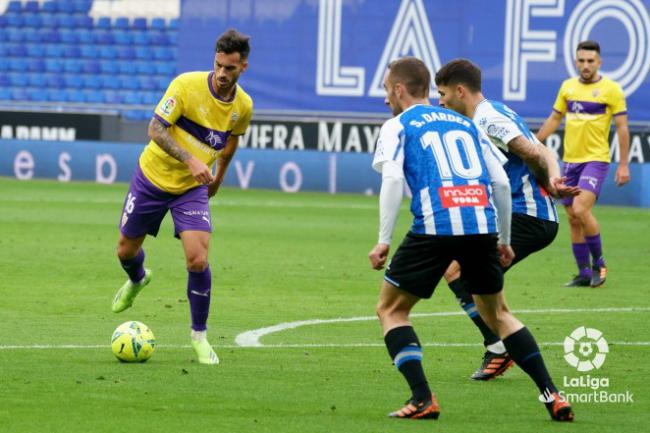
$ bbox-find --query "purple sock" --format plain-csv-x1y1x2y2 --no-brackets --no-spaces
585,234,605,268
571,243,592,277
187,266,212,331
120,249,146,283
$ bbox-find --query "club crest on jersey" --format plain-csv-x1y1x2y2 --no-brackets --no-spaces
231,112,239,123
205,130,223,147
160,97,176,116
592,89,600,97
438,185,488,208
486,123,509,141
570,101,585,113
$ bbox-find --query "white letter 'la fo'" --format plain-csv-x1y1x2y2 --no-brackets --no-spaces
564,0,650,97
315,0,364,96
368,0,441,97
503,0,564,101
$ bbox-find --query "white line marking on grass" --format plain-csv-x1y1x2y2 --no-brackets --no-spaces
2,341,650,350
254,341,650,348
2,307,648,351
234,307,650,347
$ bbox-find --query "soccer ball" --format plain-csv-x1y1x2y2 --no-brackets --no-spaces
111,321,156,362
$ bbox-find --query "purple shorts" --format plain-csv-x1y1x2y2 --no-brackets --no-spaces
119,165,211,239
561,161,610,206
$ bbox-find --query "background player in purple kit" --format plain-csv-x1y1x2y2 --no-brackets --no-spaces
368,57,573,422
111,29,253,364
537,40,630,287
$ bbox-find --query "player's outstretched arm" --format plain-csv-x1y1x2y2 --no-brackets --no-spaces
614,114,631,186
208,136,239,197
148,117,214,185
536,110,563,142
538,143,580,198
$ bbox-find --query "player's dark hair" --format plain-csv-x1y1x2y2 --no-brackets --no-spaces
434,58,482,93
577,40,600,54
387,57,430,98
215,29,251,60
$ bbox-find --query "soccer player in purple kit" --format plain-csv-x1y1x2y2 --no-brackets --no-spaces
368,57,573,421
537,40,630,287
111,29,253,364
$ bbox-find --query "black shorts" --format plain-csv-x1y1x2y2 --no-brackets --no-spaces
384,232,503,299
505,213,559,272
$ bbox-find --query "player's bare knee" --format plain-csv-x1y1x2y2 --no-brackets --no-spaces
568,215,581,227
572,204,592,221
376,299,404,323
117,239,138,260
376,299,390,320
186,255,208,272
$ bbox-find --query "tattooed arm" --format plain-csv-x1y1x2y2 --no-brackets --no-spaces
507,135,551,191
508,135,579,199
148,117,214,184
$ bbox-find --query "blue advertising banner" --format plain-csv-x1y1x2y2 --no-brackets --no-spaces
178,0,650,120
0,140,380,194
1,140,649,207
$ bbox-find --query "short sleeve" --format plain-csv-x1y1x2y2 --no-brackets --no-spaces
609,82,627,116
372,118,404,173
477,110,523,148
552,81,567,115
232,100,253,136
153,76,185,127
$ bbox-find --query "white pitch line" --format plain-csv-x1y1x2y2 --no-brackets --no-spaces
2,307,648,351
234,307,650,347
2,341,650,350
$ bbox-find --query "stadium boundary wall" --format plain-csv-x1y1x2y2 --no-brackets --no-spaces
1,139,649,208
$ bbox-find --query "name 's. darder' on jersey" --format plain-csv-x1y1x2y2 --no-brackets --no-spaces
373,104,507,236
475,100,558,222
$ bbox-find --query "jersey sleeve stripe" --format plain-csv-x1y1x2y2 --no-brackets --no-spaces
153,113,172,127
613,111,628,117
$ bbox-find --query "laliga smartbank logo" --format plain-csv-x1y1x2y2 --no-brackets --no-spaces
560,327,634,404
563,326,608,371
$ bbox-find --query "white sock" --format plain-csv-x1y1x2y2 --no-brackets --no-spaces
191,330,207,342
486,340,506,354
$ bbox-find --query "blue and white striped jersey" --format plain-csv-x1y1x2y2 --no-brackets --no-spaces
373,104,507,237
474,100,558,222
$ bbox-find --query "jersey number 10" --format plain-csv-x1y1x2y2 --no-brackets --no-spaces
420,130,483,180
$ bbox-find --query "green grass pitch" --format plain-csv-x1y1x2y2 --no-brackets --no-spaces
1,177,649,432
